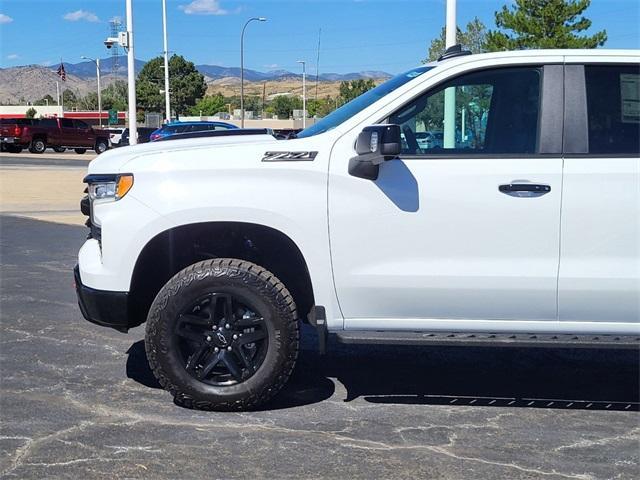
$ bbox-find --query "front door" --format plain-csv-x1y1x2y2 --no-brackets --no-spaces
329,65,564,329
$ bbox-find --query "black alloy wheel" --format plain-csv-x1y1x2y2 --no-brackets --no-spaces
145,258,299,410
176,292,268,386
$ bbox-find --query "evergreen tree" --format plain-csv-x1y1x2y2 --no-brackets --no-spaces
425,17,488,62
486,0,607,51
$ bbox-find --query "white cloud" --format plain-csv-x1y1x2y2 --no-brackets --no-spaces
7,54,19,60
179,0,229,15
63,10,99,22
264,64,279,69
40,60,53,67
0,13,14,24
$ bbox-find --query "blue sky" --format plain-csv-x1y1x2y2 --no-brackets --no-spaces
0,0,638,74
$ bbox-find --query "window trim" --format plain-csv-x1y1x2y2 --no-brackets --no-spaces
381,64,563,159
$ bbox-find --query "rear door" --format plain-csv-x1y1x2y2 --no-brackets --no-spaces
73,120,94,148
59,118,76,146
558,61,640,325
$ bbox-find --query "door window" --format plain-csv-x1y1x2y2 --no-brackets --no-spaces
389,67,541,155
585,64,640,154
60,118,74,128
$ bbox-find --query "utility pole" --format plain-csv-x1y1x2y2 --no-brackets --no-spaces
443,0,456,149
240,17,266,128
81,56,102,127
297,60,306,128
126,0,137,144
162,0,171,123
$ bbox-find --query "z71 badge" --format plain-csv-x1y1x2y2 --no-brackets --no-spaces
262,151,318,162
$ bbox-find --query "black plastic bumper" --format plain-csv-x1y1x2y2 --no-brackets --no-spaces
74,265,131,333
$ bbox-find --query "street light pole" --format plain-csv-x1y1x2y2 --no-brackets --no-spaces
126,0,138,144
297,60,306,128
161,0,171,123
240,17,266,128
443,0,457,149
81,56,102,127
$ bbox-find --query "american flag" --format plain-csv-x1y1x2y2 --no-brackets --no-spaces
57,62,66,81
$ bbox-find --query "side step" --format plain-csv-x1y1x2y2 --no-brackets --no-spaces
335,331,640,349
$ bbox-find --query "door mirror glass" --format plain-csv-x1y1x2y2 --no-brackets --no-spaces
349,124,401,180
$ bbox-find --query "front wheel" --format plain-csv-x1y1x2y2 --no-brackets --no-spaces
145,259,299,411
95,139,108,154
74,148,86,154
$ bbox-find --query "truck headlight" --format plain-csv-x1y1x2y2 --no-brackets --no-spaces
86,174,134,203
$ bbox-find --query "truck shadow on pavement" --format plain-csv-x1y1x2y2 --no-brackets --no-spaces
126,325,640,412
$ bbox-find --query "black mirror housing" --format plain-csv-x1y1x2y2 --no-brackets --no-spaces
349,124,401,180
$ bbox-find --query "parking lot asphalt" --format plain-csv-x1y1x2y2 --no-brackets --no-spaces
1,219,639,478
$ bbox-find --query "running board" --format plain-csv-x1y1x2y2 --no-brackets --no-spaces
335,331,640,349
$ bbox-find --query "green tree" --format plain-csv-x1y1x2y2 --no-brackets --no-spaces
137,54,206,116
307,96,336,117
424,17,488,62
34,94,55,106
25,107,37,118
78,92,99,110
62,89,77,107
102,81,128,111
268,95,302,119
189,93,226,116
486,0,607,50
339,79,376,104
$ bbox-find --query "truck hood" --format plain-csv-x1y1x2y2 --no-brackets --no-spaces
88,134,278,174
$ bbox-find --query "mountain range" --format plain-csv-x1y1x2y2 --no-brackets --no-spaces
0,57,391,105
60,57,391,82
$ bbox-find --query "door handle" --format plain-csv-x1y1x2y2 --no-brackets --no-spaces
499,183,551,197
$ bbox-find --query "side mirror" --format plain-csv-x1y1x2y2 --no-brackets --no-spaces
349,124,401,180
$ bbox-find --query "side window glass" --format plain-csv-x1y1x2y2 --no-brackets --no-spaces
585,65,640,154
74,120,89,129
390,67,541,155
60,118,74,128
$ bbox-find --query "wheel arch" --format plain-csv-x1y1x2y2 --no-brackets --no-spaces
128,221,315,327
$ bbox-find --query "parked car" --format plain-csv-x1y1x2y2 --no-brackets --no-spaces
0,118,38,153
415,131,444,149
0,117,109,154
76,47,640,410
118,127,156,146
149,121,238,141
106,127,125,147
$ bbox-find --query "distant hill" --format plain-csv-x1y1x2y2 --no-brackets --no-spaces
0,58,392,105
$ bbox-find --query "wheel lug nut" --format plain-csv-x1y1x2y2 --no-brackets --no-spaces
227,346,232,351
213,325,217,330
206,336,212,342
225,324,231,329
233,334,238,340
214,347,219,352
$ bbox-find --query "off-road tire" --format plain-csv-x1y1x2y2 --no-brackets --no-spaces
74,148,87,154
145,258,299,411
29,138,46,154
53,146,66,153
95,139,108,154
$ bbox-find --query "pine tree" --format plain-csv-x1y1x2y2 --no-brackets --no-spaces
486,0,607,51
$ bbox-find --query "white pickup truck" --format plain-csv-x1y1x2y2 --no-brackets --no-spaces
75,47,640,410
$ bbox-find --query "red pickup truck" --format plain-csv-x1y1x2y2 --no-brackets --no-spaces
0,117,110,154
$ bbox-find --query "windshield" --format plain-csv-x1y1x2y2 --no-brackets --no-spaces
296,66,433,138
